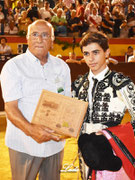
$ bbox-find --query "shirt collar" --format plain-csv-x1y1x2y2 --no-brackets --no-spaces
89,66,109,81
26,49,50,65
26,49,37,62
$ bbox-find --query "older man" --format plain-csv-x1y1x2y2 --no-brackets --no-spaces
1,20,71,180
51,8,67,36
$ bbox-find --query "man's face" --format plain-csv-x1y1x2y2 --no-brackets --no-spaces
1,38,6,45
128,47,133,53
82,43,109,75
57,10,62,18
27,22,53,60
71,11,76,18
92,8,97,15
44,2,49,9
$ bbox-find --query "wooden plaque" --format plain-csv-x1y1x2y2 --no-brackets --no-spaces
31,90,88,138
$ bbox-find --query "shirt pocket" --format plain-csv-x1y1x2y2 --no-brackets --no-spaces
54,76,65,95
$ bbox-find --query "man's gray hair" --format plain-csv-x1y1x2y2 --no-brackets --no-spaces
57,8,63,13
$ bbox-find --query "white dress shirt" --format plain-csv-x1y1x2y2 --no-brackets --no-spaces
83,67,109,134
88,66,109,106
0,44,12,55
128,55,135,62
0,49,71,157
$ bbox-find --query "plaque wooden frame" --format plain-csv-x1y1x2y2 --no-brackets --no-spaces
31,90,88,138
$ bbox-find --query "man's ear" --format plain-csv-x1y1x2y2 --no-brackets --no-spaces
50,39,54,50
50,36,55,50
105,48,110,59
26,34,29,40
51,36,55,41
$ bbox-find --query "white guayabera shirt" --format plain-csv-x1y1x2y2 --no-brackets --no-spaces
1,49,71,157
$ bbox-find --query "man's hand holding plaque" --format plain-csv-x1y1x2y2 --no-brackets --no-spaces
31,90,88,138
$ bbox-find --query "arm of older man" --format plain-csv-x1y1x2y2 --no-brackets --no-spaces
5,100,61,143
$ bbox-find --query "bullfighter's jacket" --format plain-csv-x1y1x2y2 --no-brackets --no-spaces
72,70,135,131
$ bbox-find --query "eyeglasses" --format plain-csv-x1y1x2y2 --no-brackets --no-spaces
29,32,52,40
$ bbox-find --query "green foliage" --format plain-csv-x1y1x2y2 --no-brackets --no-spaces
55,38,79,50
18,30,27,37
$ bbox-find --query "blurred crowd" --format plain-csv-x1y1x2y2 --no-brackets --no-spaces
0,0,135,38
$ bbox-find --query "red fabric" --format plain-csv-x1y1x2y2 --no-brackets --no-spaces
91,170,96,180
76,5,84,21
107,123,135,180
108,123,135,157
89,16,97,26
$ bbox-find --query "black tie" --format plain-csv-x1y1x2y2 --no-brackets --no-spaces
92,78,98,97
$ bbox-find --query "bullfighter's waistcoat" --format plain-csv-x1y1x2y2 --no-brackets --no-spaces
72,70,135,128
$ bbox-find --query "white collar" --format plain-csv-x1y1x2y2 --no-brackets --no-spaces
89,66,109,81
26,49,50,65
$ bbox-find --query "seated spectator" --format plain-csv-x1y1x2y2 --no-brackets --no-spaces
8,19,19,34
84,2,95,19
53,1,65,14
89,0,99,10
6,8,14,23
111,2,125,16
0,37,12,55
67,9,82,36
23,1,29,11
128,49,135,62
76,0,89,36
14,7,21,26
120,20,130,38
39,1,55,22
111,0,124,7
99,0,111,16
126,4,135,39
123,0,130,15
18,10,31,33
65,3,76,22
4,20,10,34
47,0,55,8
27,1,40,22
87,7,102,32
12,1,25,15
112,11,125,37
84,2,97,33
0,4,5,35
127,4,135,27
102,5,110,17
51,8,67,36
125,46,133,62
101,11,114,38
76,0,84,23
129,26,135,38
4,19,18,35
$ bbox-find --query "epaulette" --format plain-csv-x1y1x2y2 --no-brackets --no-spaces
72,72,89,96
110,71,132,90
